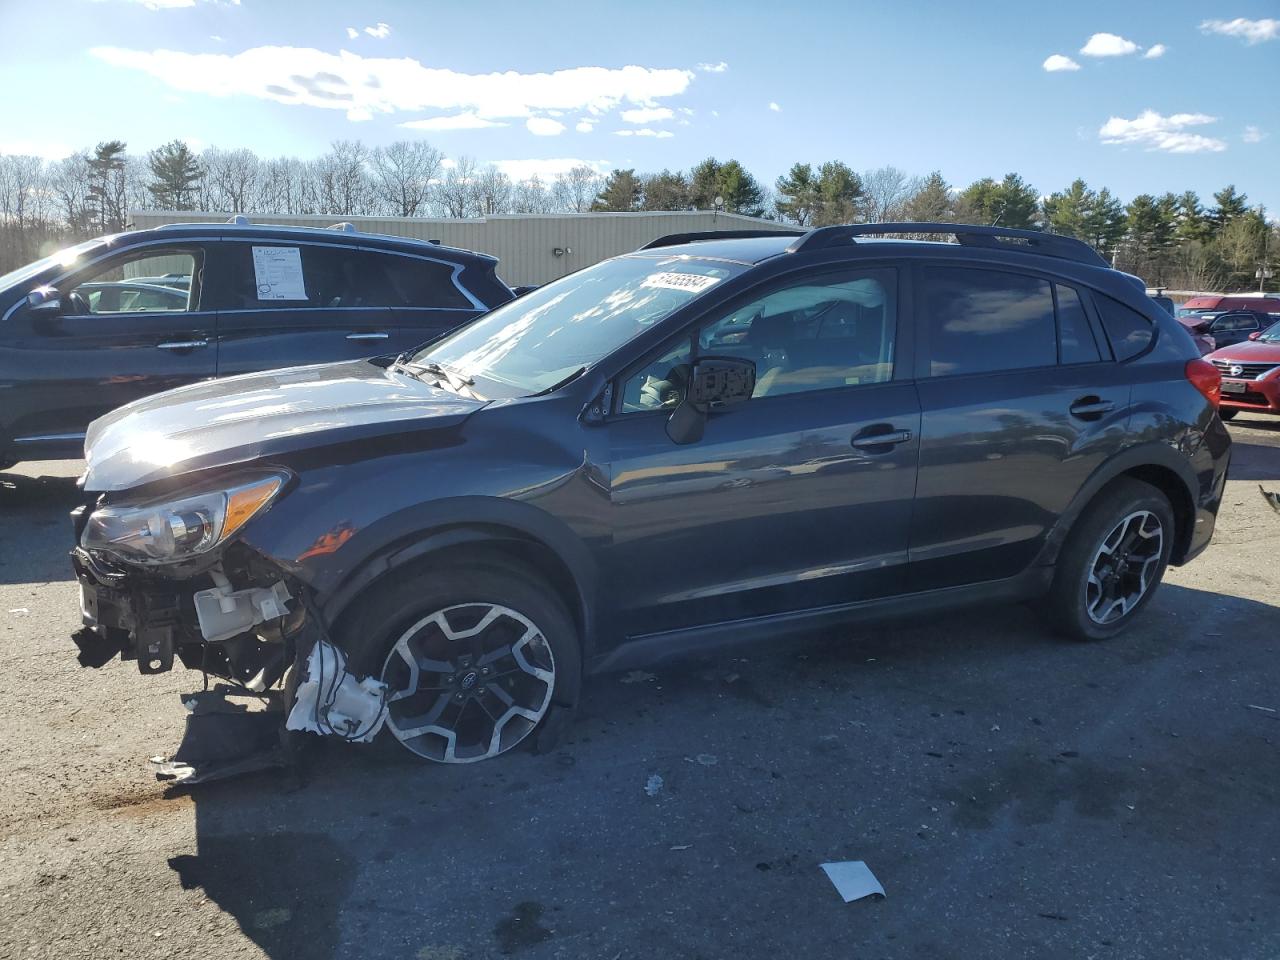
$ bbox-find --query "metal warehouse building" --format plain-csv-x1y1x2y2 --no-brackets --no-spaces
129,210,798,287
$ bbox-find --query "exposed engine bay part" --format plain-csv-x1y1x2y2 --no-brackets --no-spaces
193,571,293,643
286,639,388,743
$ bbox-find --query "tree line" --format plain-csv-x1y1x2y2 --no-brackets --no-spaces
0,138,1273,292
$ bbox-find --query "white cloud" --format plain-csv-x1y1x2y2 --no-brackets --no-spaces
490,158,610,183
620,106,673,124
614,128,674,138
696,61,728,73
116,0,239,7
1199,18,1280,44
364,22,391,39
1098,110,1227,153
574,119,595,133
526,116,566,136
1243,125,1267,144
345,27,358,39
401,112,508,131
1143,43,1166,59
1042,54,1081,72
210,34,224,42
1080,32,1140,57
768,101,781,112
90,45,697,126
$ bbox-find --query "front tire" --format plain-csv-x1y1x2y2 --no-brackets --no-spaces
1218,408,1238,422
339,561,581,763
1046,479,1174,641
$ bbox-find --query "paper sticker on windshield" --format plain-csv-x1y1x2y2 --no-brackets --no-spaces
641,272,721,294
252,246,308,301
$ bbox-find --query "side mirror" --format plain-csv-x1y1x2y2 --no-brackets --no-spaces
1192,320,1213,334
26,286,63,317
666,356,756,445
1249,331,1262,341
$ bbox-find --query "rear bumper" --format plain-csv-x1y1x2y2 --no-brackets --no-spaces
1220,376,1280,414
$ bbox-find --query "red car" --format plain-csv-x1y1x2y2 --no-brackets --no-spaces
1207,320,1280,420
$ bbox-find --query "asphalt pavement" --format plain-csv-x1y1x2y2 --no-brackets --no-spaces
1,417,1278,960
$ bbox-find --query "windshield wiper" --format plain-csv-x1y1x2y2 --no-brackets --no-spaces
531,367,587,396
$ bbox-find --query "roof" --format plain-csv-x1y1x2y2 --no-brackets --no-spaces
132,219,497,263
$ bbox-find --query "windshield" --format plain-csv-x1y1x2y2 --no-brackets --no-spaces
1259,321,1280,343
411,255,745,396
0,237,108,292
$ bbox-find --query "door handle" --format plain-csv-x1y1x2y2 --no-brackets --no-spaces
156,340,209,351
346,332,390,341
1069,396,1115,420
851,428,913,450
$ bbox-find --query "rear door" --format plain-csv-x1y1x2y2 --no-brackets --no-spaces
604,263,920,639
211,240,399,377
0,246,213,458
378,250,490,354
909,264,1131,590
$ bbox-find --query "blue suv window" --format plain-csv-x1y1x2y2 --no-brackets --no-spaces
1094,295,1155,360
1056,284,1102,364
922,267,1056,376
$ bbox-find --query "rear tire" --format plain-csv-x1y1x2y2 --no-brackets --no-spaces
1045,479,1174,641
338,560,581,763
1218,408,1238,422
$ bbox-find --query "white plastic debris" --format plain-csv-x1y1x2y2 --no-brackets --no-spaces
644,773,664,797
286,640,388,742
684,754,718,766
193,576,292,643
8,608,29,616
820,861,885,902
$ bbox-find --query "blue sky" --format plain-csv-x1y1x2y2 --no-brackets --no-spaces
0,0,1276,211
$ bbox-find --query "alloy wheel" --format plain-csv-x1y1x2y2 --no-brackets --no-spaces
1084,510,1164,625
380,602,556,763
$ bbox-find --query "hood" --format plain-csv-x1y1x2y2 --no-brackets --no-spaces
83,360,486,491
1207,338,1280,364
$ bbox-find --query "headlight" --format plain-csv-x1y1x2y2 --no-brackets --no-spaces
81,471,289,565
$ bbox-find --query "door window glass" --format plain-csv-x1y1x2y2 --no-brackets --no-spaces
922,267,1055,376
1056,284,1102,364
68,252,195,314
620,268,896,412
224,244,473,311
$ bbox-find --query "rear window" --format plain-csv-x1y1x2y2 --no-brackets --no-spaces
1095,295,1155,360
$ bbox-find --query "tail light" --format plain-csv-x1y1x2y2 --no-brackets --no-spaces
1185,358,1221,407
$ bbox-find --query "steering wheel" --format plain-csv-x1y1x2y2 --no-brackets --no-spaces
639,363,691,409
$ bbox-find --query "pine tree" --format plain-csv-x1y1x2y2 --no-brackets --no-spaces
774,162,818,225
1175,191,1212,244
956,177,999,224
640,170,691,211
1043,179,1095,238
902,171,955,222
688,157,765,216
590,169,642,211
87,140,128,232
813,161,862,225
1209,185,1249,235
147,140,203,210
1084,187,1127,259
1123,193,1176,282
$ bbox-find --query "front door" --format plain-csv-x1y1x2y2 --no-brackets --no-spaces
0,246,214,459
603,264,920,639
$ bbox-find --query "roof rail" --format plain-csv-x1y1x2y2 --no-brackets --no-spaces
640,228,803,250
227,214,250,226
784,222,1109,267
327,221,358,233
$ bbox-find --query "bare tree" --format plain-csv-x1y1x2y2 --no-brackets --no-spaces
370,140,443,217
472,164,513,215
861,166,920,222
438,155,478,218
202,147,261,213
551,165,603,213
512,175,553,213
314,140,372,217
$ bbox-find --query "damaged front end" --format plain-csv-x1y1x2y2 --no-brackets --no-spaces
69,468,387,781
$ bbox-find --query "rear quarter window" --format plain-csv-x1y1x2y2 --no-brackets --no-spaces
1094,295,1155,361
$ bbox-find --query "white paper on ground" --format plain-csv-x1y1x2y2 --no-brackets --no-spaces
252,246,308,300
820,861,885,902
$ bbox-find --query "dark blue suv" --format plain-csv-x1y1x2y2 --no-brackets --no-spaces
0,218,512,467
69,224,1230,767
